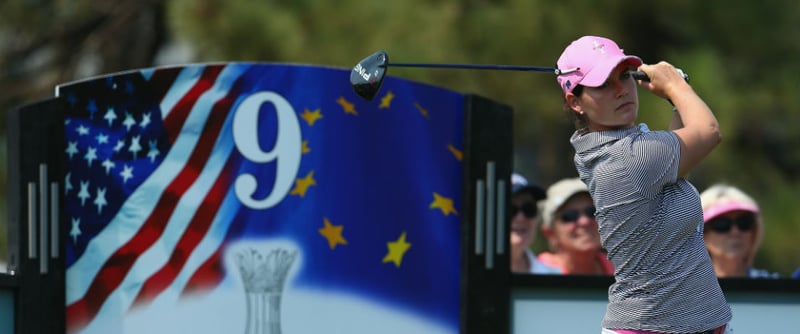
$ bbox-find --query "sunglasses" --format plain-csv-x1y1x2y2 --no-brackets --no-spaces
510,203,538,218
558,206,596,223
706,216,755,233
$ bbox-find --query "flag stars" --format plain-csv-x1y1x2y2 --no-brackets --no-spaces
414,102,430,119
96,133,109,145
87,99,98,119
383,232,411,268
301,140,311,154
70,218,81,244
94,187,108,214
140,112,152,129
337,97,358,115
120,165,134,183
77,125,90,136
84,147,98,167
379,91,395,109
64,172,73,195
290,171,317,197
78,181,91,206
66,141,79,159
300,108,323,126
318,217,348,250
430,192,459,216
104,107,118,127
102,158,116,175
147,140,160,162
129,135,142,159
114,139,125,152
123,112,136,131
448,144,463,161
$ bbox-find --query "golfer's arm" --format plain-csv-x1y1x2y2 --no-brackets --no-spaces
669,110,683,131
669,84,721,177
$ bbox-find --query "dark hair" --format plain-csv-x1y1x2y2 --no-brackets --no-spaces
563,85,589,134
572,85,584,97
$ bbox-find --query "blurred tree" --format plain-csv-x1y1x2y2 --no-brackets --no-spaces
1,0,799,274
0,0,168,263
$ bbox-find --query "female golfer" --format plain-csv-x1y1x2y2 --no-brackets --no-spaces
556,35,731,334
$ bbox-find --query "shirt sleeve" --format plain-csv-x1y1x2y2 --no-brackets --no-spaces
625,131,680,199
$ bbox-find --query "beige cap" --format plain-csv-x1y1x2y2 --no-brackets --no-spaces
540,178,590,228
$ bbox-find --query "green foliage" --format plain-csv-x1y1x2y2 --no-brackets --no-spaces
1,0,800,275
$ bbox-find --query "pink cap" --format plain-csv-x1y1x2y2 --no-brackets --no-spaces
703,202,760,223
556,36,643,94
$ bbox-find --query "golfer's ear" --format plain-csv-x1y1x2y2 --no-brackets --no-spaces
566,93,582,113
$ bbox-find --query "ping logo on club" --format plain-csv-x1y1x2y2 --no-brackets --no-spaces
353,63,371,81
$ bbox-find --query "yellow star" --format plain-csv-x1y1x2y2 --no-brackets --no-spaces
447,144,462,161
379,91,395,109
290,170,317,197
337,97,358,115
319,217,347,250
414,102,429,119
300,108,323,126
302,140,311,154
430,192,459,216
382,231,411,267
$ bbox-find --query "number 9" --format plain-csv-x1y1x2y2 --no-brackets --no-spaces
232,92,302,209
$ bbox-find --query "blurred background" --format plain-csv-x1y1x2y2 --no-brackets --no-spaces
1,0,798,275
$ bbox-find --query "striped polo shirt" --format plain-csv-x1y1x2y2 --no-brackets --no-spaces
570,124,731,333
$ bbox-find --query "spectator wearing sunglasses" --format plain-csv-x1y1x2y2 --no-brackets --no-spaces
510,174,561,274
537,177,614,275
700,184,780,278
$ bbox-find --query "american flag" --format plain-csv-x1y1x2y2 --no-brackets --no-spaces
59,63,465,333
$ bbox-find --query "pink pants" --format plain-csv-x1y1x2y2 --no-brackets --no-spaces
601,324,730,334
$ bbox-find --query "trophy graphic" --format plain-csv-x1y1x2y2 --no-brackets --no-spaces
236,248,297,334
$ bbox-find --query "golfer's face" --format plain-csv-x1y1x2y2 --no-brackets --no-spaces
573,64,639,131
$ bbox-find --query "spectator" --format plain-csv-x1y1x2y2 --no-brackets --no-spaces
537,177,613,275
701,183,780,278
509,173,560,274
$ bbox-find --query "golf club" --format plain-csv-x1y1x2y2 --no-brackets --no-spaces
349,50,688,101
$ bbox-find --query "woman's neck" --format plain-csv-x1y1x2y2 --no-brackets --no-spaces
588,123,637,133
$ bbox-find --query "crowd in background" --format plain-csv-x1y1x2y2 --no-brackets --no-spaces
510,172,798,279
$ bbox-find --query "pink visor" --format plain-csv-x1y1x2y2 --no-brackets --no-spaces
703,202,760,223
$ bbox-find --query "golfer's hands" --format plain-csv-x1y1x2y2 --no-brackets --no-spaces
636,62,692,101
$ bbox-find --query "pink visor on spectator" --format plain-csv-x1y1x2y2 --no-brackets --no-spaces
703,202,760,223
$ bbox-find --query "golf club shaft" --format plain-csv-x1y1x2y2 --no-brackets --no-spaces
387,62,558,73
387,63,685,82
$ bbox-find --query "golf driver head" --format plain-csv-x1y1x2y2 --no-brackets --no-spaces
350,50,389,101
